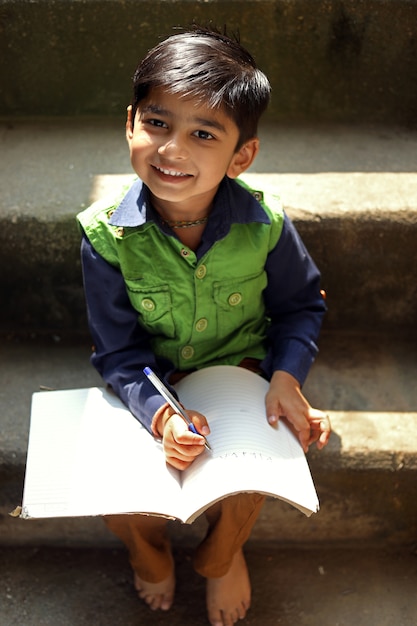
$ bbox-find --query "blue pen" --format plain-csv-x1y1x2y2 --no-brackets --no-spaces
143,367,211,451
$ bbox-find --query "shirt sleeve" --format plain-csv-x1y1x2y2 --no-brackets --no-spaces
261,212,327,385
80,234,176,433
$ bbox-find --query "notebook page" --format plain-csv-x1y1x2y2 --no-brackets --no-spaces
22,389,86,518
70,388,182,517
22,388,182,519
175,366,301,459
175,366,319,519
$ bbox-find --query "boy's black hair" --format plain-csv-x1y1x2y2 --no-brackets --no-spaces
131,25,271,148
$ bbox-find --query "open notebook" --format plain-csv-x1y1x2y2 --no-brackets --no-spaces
21,365,319,522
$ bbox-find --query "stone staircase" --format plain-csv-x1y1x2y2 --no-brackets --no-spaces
1,1,417,624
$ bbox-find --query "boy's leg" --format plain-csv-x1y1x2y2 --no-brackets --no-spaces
104,514,175,611
193,493,265,625
104,514,173,582
193,492,265,578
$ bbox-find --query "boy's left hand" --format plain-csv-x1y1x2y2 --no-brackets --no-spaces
265,370,331,453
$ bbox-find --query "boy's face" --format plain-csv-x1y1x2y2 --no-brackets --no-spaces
126,88,258,217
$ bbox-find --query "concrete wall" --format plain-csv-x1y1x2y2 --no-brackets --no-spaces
1,0,417,123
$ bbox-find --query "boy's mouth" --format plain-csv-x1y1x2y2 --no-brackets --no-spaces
153,165,191,178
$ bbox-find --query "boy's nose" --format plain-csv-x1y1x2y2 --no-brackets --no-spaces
158,135,188,159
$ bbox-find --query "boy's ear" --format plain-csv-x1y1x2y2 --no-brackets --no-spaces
126,105,134,144
227,138,260,179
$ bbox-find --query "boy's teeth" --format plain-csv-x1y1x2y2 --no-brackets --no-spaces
158,166,187,177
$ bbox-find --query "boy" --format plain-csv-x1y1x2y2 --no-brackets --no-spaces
77,26,330,626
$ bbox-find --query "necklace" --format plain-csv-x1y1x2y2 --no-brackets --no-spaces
161,216,209,229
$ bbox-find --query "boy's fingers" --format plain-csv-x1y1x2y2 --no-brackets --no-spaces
308,413,331,449
166,455,193,471
309,413,331,434
169,413,189,435
318,417,332,448
300,427,313,452
265,396,279,424
186,411,210,436
291,412,331,452
164,434,206,470
168,418,207,451
172,427,205,448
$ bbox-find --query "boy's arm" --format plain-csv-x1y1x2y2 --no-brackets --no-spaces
262,213,330,449
80,235,175,433
262,212,326,385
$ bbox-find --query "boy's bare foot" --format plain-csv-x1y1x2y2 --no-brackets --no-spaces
206,549,251,625
134,570,175,611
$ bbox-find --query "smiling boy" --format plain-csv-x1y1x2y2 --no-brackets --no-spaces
77,26,330,626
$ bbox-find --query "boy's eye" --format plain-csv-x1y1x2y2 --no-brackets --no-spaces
194,130,214,140
146,118,168,129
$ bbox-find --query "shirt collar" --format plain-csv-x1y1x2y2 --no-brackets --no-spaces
108,179,151,227
108,176,271,228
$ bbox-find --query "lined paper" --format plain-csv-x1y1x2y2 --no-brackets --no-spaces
175,366,318,520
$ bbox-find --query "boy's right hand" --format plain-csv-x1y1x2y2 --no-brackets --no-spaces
157,407,210,470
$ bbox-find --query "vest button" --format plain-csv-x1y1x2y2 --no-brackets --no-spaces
141,298,155,312
195,318,208,332
195,264,207,279
181,345,195,360
181,248,190,257
228,292,242,306
115,227,124,237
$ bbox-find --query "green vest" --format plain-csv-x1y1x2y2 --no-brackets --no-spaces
78,179,284,371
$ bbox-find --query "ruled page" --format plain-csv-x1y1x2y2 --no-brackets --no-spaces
22,387,182,519
174,366,319,521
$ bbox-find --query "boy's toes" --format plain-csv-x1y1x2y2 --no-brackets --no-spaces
206,549,251,625
134,570,175,611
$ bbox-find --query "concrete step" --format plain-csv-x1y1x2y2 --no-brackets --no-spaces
1,119,417,332
1,330,417,548
1,544,417,625
1,0,417,124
